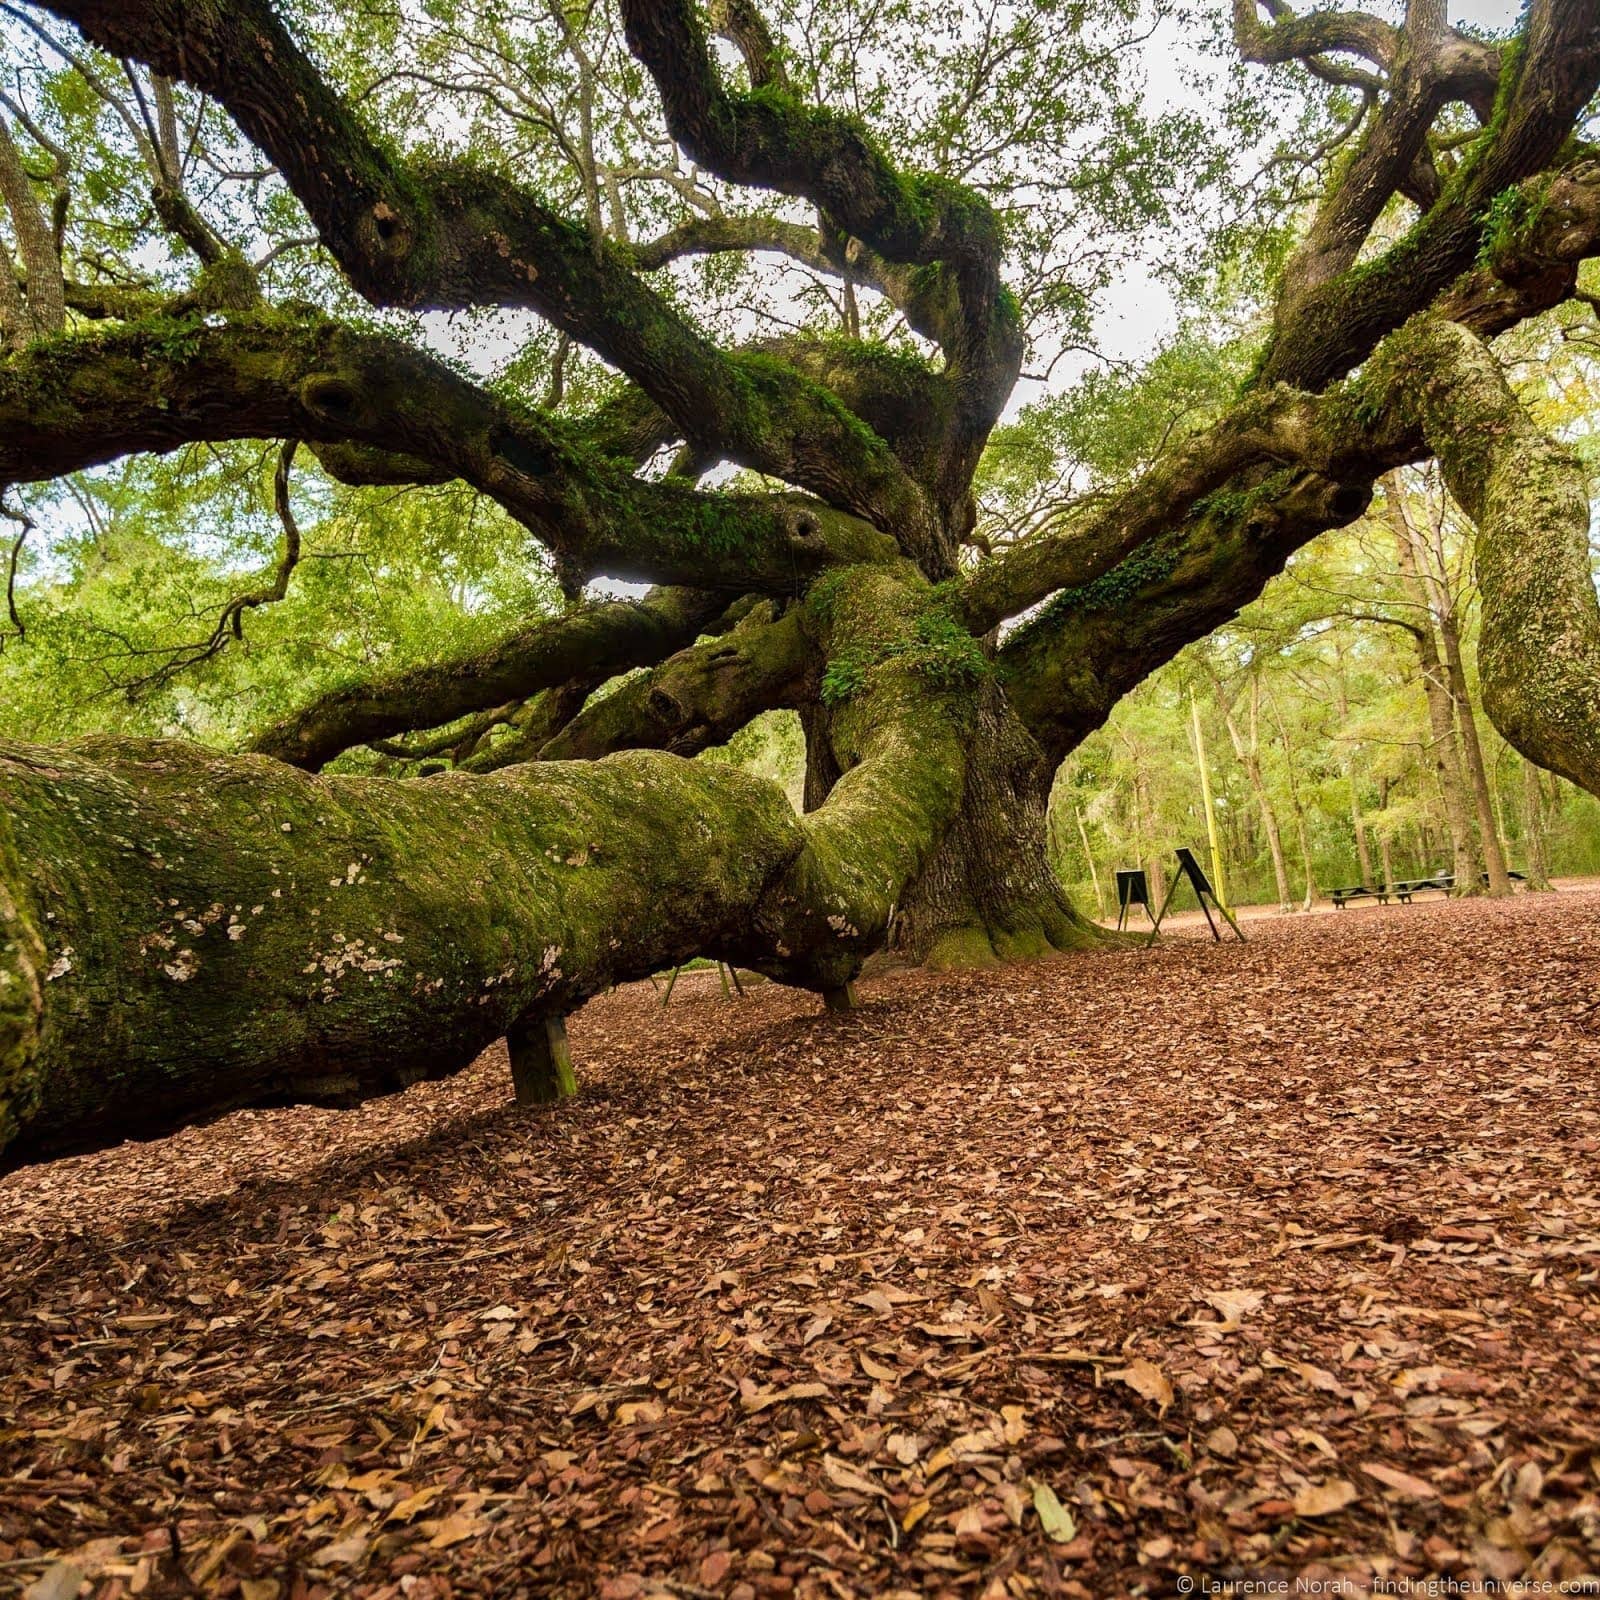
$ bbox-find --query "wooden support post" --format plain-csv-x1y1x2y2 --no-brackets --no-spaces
508,1014,577,1106
659,965,681,1007
823,984,857,1012
1145,873,1181,946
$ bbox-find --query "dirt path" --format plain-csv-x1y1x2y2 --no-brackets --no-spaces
4,892,1600,1597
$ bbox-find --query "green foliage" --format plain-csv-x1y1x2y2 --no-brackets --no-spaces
1478,177,1552,265
0,446,561,750
820,648,873,706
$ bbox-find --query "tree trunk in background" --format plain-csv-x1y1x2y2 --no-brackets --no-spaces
1388,497,1483,887
1074,804,1107,919
1376,776,1396,891
1334,658,1375,889
1520,760,1554,890
1131,771,1165,911
1221,684,1291,911
1393,485,1511,895
1439,614,1511,894
1266,683,1317,909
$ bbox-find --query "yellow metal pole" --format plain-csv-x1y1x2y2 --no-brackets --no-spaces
1191,689,1230,912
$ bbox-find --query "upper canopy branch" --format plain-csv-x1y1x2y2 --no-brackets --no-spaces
31,0,934,541
1254,0,1600,391
616,0,1023,468
967,150,1600,647
618,0,1003,282
0,312,895,594
626,212,930,337
1232,0,1399,73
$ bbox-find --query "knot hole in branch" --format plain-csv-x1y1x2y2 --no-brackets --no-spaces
299,375,372,430
787,510,823,546
647,687,689,728
364,202,414,262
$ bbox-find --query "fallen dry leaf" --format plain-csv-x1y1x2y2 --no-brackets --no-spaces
1032,1482,1077,1544
426,1512,482,1550
1111,1357,1174,1414
1361,1461,1440,1500
1293,1479,1360,1518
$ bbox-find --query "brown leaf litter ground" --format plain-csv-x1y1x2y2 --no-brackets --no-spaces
4,890,1600,1598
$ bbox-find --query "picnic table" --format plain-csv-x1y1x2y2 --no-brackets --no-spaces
1328,870,1526,908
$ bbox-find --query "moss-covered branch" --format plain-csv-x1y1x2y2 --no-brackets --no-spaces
1000,468,1371,759
1231,0,1399,74
956,387,1314,633
0,735,804,1163
1253,4,1600,391
1,565,973,1164
252,588,732,771
543,603,813,761
968,151,1600,645
616,0,1023,499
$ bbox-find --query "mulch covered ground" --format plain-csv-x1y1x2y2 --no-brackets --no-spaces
4,891,1600,1599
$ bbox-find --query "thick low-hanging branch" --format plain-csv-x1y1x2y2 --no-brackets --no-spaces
253,586,732,771
1,564,972,1163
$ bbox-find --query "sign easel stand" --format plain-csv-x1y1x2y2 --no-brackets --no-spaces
1147,846,1245,946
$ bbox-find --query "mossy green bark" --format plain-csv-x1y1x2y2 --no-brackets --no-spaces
747,568,972,988
0,799,46,1152
1382,318,1600,798
0,569,998,1163
0,737,801,1163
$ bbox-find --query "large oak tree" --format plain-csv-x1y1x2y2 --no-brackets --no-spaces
3,0,1600,1164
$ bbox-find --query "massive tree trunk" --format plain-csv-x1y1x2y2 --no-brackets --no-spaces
887,684,1103,968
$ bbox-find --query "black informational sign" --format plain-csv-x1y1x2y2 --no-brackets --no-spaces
1115,868,1152,931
